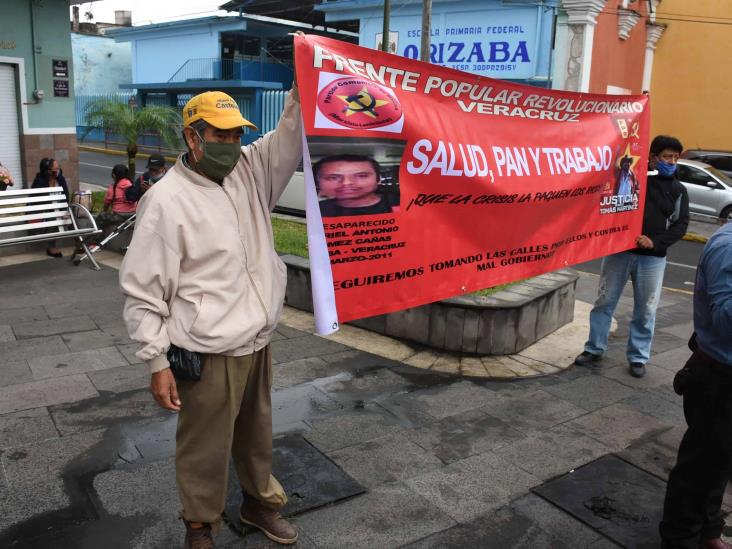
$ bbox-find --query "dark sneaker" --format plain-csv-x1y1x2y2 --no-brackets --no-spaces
574,351,602,366
182,519,214,549
629,362,646,378
240,499,298,545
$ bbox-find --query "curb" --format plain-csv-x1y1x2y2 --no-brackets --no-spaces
79,145,179,164
682,232,708,244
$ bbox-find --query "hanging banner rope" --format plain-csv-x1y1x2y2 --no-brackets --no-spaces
295,34,649,331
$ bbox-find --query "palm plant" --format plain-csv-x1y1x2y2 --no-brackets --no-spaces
83,99,182,175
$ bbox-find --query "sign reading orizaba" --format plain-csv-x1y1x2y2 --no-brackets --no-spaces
295,34,649,334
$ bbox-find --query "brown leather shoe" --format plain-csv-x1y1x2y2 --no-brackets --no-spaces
700,538,732,549
240,498,298,545
182,519,214,549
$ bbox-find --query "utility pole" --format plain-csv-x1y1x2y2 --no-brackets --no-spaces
420,0,432,62
381,0,391,52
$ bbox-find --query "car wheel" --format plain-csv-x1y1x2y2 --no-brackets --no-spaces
721,205,732,222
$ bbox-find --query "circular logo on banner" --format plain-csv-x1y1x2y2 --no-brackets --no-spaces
317,77,402,130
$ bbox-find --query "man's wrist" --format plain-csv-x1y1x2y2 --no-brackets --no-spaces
148,354,170,374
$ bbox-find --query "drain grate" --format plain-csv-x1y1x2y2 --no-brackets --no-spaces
533,454,666,548
223,434,365,534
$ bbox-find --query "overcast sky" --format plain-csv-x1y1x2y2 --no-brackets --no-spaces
70,0,230,25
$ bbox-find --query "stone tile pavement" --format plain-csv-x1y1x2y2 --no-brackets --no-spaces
0,250,721,548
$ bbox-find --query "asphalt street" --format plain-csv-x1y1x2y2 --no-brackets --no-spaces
79,149,146,191
79,148,706,293
575,238,703,294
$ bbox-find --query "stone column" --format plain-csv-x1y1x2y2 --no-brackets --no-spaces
642,22,666,92
21,134,79,193
560,0,607,92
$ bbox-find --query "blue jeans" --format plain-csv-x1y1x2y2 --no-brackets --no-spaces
584,251,667,364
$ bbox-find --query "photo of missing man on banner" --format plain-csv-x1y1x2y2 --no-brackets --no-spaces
308,137,404,218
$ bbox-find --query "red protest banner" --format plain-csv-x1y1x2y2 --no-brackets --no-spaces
294,34,649,329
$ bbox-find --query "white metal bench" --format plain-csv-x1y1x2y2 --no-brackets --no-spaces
0,187,102,270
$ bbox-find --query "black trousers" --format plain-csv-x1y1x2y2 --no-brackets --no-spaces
660,350,732,548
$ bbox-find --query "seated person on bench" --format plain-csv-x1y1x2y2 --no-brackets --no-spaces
0,162,14,191
96,164,136,239
125,154,166,202
31,157,70,258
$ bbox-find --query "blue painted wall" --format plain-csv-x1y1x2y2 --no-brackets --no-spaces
318,0,557,84
111,18,246,84
72,34,131,95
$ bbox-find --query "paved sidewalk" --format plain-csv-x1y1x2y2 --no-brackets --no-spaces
0,251,721,548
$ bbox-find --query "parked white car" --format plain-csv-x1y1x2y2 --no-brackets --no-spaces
676,159,732,220
275,171,305,216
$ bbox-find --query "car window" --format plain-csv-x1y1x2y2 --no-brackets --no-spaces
706,165,732,186
677,164,715,186
704,156,732,172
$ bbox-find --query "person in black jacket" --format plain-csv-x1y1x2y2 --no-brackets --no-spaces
125,154,167,202
575,135,689,378
31,157,70,258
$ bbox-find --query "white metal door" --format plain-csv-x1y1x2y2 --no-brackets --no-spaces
0,64,22,187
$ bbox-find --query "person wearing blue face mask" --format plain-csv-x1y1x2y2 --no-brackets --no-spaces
575,135,689,378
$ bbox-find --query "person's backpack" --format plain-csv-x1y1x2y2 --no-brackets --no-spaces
125,174,146,202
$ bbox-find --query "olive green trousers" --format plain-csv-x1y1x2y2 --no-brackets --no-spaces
175,346,286,529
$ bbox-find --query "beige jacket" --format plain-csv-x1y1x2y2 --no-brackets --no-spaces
120,90,302,374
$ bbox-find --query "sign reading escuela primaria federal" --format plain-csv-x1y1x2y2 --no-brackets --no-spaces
375,10,540,80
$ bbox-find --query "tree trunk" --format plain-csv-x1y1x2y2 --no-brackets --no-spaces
127,142,138,179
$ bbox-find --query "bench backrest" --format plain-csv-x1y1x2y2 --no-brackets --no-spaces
0,186,73,239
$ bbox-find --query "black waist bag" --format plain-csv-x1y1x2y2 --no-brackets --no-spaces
167,344,203,381
673,333,732,396
673,333,698,395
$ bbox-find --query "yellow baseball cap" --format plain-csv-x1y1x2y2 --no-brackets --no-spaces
182,91,258,131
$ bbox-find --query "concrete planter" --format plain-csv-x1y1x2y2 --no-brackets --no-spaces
282,254,579,355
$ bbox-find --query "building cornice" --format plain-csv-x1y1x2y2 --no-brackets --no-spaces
561,0,608,25
617,8,641,40
645,21,667,50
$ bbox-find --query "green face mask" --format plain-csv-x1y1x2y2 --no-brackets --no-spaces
193,131,241,182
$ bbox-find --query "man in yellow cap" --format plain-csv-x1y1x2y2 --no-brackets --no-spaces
119,46,303,547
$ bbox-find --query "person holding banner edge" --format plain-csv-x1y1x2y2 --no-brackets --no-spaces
119,34,304,548
574,135,689,378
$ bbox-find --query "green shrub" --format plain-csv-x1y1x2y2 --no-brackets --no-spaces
91,191,106,213
272,217,309,258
